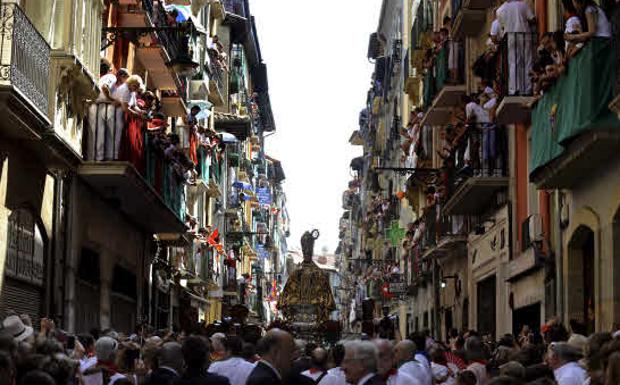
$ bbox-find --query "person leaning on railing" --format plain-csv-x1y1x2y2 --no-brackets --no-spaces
87,60,129,162
565,0,613,44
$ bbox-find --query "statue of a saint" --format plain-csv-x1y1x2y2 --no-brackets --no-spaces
277,230,336,324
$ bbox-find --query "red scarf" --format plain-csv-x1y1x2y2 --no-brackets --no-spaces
96,360,120,375
382,368,397,381
309,368,324,374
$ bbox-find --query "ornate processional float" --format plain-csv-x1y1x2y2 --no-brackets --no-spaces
276,230,338,339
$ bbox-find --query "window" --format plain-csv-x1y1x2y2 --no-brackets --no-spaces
5,210,45,287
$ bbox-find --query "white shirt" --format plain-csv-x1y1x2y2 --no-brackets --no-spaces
208,357,255,385
490,19,501,38
319,368,347,385
387,371,421,385
565,16,582,34
466,102,490,124
415,354,432,385
431,363,455,385
318,368,348,385
585,5,612,38
96,73,117,103
400,361,432,385
109,373,127,385
497,0,535,33
79,356,97,373
301,369,327,382
112,82,131,104
358,373,376,385
554,362,589,385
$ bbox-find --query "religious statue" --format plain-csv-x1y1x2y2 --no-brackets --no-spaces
277,230,336,324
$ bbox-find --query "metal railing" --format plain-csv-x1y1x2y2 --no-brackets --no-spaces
223,0,246,17
0,3,50,114
450,123,507,189
498,32,537,97
423,41,464,108
142,0,192,64
208,50,225,93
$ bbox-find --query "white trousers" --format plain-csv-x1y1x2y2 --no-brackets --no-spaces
507,33,533,95
87,103,124,161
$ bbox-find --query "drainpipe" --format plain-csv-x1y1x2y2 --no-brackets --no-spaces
555,190,564,322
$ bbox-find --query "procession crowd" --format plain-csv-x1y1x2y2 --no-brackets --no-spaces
1,312,620,385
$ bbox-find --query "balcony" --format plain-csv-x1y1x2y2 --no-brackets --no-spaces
529,38,620,188
451,0,488,39
214,111,252,140
79,110,186,234
495,33,537,124
507,215,544,281
444,124,509,215
208,53,225,106
161,90,188,117
0,3,50,140
222,0,247,19
118,1,149,28
422,41,466,125
418,206,469,260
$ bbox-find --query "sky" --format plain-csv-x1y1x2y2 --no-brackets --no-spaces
251,0,382,253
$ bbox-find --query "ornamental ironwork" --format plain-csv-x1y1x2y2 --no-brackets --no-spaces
0,4,50,114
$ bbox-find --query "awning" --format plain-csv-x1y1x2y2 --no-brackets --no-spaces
163,3,207,34
219,132,238,143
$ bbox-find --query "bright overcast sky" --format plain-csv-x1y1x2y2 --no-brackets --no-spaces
251,0,382,253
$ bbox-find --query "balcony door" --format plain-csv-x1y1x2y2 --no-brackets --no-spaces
477,275,496,337
567,226,596,334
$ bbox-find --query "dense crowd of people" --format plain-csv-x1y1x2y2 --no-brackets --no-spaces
4,311,620,385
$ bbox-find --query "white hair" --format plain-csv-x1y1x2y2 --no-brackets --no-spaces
344,340,378,372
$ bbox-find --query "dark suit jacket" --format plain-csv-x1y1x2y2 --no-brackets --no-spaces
144,367,179,385
362,374,386,385
174,368,230,385
245,361,282,385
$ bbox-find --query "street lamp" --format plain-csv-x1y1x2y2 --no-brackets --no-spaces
440,275,458,290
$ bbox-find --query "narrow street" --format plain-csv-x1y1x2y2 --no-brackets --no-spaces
0,1,619,385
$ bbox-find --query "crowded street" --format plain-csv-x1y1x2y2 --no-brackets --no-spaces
1,0,620,384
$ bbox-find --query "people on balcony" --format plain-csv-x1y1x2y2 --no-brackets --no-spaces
530,32,566,96
87,60,129,161
563,0,584,58
122,75,147,172
566,0,612,43
496,0,536,95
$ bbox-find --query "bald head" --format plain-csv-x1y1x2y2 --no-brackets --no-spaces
159,342,183,373
257,329,295,376
311,347,329,369
394,340,416,366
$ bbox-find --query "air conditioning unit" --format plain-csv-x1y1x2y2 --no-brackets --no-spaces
528,214,543,242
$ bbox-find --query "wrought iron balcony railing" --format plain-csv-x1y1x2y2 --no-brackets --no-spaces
223,0,246,17
0,3,50,115
497,32,537,98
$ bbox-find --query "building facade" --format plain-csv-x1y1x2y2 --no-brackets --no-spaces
339,0,620,340
0,0,289,333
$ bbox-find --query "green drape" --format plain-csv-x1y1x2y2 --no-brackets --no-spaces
530,38,620,174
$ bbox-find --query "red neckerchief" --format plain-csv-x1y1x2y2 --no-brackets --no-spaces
382,368,397,381
470,359,487,365
309,368,323,374
97,360,119,374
